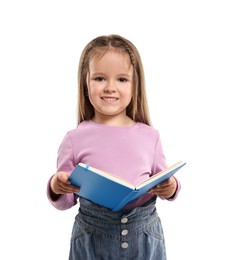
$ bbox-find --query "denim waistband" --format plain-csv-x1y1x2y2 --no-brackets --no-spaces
78,197,157,223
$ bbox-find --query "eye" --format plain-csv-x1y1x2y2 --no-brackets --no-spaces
95,77,105,82
118,77,128,83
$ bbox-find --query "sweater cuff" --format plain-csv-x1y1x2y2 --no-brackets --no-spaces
46,176,76,210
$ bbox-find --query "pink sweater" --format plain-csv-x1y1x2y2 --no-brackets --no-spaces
47,120,180,210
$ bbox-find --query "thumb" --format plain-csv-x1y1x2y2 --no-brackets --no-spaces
57,171,71,184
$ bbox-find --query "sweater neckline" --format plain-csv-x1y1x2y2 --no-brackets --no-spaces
86,120,139,129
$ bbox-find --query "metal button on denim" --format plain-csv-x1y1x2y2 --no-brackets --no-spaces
121,242,128,249
121,229,128,236
121,217,128,223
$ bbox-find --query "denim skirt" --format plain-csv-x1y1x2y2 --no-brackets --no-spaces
69,197,167,260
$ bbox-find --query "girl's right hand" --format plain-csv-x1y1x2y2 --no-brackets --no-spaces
50,171,80,195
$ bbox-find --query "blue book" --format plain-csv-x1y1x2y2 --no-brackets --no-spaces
68,161,186,211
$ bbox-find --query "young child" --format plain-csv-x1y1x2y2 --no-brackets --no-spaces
47,35,181,260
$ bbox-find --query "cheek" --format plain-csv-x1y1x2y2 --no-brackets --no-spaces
87,85,97,98
88,82,103,95
88,85,102,105
123,87,133,101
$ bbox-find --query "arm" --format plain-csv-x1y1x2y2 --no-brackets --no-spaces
150,133,181,201
47,133,79,210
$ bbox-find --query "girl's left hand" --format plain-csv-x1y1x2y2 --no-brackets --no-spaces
148,176,177,199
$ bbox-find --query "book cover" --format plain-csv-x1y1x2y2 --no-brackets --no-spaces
68,161,186,211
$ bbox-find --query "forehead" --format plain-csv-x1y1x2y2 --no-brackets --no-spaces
89,49,131,68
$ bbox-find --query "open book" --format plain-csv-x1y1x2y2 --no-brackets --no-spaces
68,161,186,211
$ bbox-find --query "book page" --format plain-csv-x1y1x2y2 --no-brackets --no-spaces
136,161,186,189
79,163,135,189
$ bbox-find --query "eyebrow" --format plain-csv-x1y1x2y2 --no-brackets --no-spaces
90,72,132,78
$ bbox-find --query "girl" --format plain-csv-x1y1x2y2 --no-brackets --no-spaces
47,35,181,260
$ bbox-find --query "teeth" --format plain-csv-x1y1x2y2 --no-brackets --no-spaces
102,97,118,101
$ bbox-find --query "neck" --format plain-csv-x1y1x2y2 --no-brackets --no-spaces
92,114,135,127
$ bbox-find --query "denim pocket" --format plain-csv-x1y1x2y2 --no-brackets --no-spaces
135,217,166,260
69,217,120,260
143,216,165,240
70,217,90,241
69,218,100,259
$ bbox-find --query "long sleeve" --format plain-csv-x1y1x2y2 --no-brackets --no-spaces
47,133,78,210
152,134,181,201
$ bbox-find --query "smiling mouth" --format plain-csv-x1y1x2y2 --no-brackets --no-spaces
101,97,119,101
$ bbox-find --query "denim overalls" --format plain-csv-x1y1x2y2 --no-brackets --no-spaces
69,197,167,260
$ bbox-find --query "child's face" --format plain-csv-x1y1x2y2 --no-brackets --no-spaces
87,50,133,122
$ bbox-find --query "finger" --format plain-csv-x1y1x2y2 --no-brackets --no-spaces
148,185,169,196
59,182,80,192
156,178,175,188
157,179,171,187
56,185,80,194
58,172,71,184
148,187,159,194
149,189,167,198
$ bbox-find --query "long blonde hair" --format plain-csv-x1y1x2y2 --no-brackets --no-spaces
77,35,151,125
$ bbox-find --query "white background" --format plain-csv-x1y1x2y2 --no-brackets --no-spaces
0,1,229,259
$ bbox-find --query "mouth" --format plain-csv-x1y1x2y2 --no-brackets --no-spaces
101,97,119,101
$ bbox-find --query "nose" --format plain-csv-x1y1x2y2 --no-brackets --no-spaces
104,80,116,93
